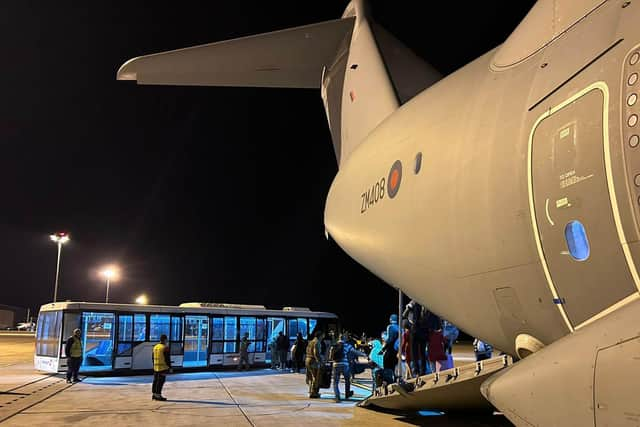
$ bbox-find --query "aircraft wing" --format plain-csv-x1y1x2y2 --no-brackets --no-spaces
117,17,355,89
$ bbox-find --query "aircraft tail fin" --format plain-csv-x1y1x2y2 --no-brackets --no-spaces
117,1,440,166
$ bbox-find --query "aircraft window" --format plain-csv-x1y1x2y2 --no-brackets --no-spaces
630,52,639,66
630,135,640,148
634,174,640,187
628,93,638,107
150,314,170,341
629,114,638,127
414,152,422,174
629,73,638,86
564,220,590,261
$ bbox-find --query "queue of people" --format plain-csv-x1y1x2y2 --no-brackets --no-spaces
64,313,489,403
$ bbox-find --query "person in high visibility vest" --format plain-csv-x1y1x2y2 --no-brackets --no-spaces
64,328,83,384
152,334,172,401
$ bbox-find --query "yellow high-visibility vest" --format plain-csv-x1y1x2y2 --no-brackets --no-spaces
153,343,169,372
70,337,82,358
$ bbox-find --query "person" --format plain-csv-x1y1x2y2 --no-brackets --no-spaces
412,306,429,376
368,335,384,383
152,334,172,401
293,332,307,373
64,328,83,384
238,332,250,371
305,330,325,398
428,324,447,372
473,338,493,361
330,333,367,402
400,320,413,379
276,331,289,370
442,320,459,355
380,314,399,371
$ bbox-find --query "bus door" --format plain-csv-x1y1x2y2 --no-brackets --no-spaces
184,315,209,367
80,311,115,372
266,317,284,364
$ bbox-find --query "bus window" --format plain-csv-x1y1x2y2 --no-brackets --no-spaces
134,314,146,341
288,318,298,349
211,317,224,354
117,314,133,356
240,317,256,352
81,312,114,371
255,318,266,352
36,311,62,357
297,318,308,339
309,319,318,337
150,314,170,341
224,316,237,353
61,312,80,357
170,316,183,355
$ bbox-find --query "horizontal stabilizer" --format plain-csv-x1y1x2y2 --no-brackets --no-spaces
117,17,355,88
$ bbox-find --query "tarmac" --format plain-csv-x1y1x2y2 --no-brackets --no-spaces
0,332,512,426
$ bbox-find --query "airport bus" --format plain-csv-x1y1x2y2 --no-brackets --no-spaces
34,301,339,374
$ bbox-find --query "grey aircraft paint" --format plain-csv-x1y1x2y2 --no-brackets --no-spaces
118,0,640,425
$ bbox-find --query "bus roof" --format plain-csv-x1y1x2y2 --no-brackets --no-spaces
37,301,338,318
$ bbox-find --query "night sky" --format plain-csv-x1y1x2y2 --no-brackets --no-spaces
1,2,535,335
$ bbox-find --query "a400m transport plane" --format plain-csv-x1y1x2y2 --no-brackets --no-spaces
118,1,640,425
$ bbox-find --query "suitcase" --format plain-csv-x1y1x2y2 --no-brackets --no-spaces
319,362,333,388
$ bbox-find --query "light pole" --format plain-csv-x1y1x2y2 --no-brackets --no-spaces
100,267,119,303
50,232,70,303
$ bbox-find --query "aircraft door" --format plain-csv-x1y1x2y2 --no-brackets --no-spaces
531,86,637,327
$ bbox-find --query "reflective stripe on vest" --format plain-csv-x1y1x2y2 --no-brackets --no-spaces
70,337,82,357
153,343,169,372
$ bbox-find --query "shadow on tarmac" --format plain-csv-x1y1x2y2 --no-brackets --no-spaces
81,368,287,385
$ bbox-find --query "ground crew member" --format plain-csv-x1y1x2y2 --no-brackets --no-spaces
64,328,83,384
238,332,250,370
152,334,172,401
305,330,325,398
331,333,367,402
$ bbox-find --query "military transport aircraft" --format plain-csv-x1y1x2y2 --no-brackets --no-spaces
118,0,640,425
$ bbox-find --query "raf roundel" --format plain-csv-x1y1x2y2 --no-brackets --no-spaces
387,160,402,199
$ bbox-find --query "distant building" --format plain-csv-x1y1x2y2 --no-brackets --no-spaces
0,304,27,329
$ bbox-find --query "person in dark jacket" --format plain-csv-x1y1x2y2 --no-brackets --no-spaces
276,331,289,370
64,328,83,383
380,314,399,371
152,334,172,401
293,332,307,373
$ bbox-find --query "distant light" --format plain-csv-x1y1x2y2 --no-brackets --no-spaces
135,294,148,305
100,265,120,281
50,232,70,244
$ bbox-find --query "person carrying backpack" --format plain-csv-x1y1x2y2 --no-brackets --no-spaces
330,333,367,402
473,338,493,361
